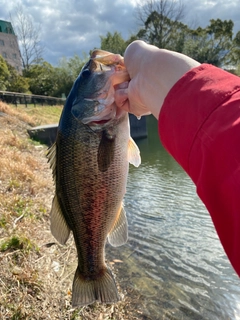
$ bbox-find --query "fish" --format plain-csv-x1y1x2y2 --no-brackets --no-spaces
47,49,141,307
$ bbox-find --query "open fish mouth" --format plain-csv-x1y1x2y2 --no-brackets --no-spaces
81,99,117,126
84,104,127,131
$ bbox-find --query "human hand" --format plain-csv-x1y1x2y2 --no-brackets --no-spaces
114,40,200,119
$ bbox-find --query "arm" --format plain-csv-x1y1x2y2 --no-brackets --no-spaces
159,63,240,276
115,40,240,276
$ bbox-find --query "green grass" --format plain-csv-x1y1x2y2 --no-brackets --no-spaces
0,235,37,253
0,216,7,228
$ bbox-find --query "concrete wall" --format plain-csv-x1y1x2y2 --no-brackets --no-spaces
129,114,147,140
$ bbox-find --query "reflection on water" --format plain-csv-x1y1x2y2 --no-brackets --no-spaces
107,115,240,319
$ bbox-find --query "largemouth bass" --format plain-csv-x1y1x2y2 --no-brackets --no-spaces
47,49,141,307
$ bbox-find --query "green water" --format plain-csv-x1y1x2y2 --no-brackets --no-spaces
107,115,240,320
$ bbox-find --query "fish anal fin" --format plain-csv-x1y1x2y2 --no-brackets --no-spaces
72,266,119,307
128,137,141,167
108,204,128,247
50,195,70,245
98,131,115,172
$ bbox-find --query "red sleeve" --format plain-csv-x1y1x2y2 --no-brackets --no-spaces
159,64,240,276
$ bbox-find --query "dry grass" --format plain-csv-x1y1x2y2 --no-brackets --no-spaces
0,101,149,320
0,103,63,126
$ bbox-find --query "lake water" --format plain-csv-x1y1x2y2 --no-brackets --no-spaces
107,115,240,320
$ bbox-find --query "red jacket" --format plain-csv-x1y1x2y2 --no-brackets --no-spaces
159,64,240,276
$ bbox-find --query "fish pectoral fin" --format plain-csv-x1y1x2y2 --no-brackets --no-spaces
128,137,141,167
108,204,128,247
97,130,115,172
72,265,119,307
46,142,56,182
50,195,70,245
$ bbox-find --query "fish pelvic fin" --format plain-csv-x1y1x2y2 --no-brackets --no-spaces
72,266,120,307
108,204,128,247
50,195,70,245
128,137,141,167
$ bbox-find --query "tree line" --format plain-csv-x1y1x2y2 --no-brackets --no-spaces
1,0,240,98
0,54,86,97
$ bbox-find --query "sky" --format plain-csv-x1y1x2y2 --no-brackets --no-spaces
0,0,240,66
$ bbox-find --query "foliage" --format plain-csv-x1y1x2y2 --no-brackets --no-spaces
100,31,129,55
0,56,29,92
227,30,240,69
23,54,86,97
136,3,239,68
236,65,240,76
53,54,86,97
138,11,189,51
0,55,10,90
183,19,235,66
134,1,239,68
100,32,140,58
1,53,86,97
0,235,35,253
6,63,29,93
24,59,57,96
135,0,186,50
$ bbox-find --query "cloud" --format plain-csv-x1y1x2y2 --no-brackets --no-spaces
28,0,137,64
183,0,240,32
0,0,239,66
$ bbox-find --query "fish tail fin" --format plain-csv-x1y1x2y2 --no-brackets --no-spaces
72,266,120,307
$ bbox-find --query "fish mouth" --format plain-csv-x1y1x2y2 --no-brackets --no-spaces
86,106,126,129
89,119,111,126
81,99,117,126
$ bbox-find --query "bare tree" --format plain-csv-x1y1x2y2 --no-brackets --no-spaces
135,0,187,50
10,4,44,70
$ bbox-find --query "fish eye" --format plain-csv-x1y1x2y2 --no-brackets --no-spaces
82,69,91,78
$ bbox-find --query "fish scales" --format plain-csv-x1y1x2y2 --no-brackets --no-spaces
47,49,141,307
58,115,129,270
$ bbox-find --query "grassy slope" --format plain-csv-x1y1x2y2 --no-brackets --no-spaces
0,102,147,320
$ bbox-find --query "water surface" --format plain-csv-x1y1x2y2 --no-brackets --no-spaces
107,115,240,320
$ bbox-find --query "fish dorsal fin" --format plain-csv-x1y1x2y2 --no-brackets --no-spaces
108,204,128,247
46,142,57,182
128,137,141,167
50,195,71,245
98,131,115,172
